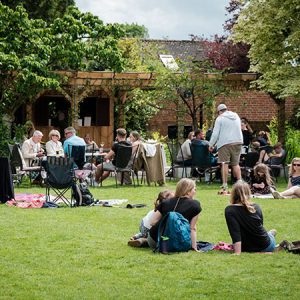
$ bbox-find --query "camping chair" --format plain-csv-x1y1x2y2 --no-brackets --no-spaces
240,151,260,183
268,151,288,182
101,144,135,187
45,156,76,207
68,145,86,169
166,141,187,180
8,143,42,185
190,143,220,183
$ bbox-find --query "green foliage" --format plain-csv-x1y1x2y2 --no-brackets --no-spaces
1,0,75,22
0,181,299,299
232,0,300,99
268,117,300,162
119,23,149,38
0,119,10,157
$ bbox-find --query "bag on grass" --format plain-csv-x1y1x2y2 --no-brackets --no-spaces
278,240,300,254
156,198,191,253
72,182,94,206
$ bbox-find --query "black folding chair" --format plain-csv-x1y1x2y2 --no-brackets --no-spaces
190,143,220,183
102,144,135,187
268,151,288,182
240,151,260,183
45,156,76,207
166,141,187,180
68,145,86,170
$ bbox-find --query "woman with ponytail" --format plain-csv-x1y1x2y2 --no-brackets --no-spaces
225,181,276,254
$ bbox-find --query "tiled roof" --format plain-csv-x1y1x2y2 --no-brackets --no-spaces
141,39,206,62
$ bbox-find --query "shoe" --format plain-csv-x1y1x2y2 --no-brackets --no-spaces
269,229,277,237
218,188,231,195
271,191,285,199
127,238,148,248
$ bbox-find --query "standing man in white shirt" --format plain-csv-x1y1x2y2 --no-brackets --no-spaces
209,104,243,195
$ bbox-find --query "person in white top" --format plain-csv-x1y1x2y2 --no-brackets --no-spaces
46,129,64,157
127,190,174,247
21,130,45,167
176,131,194,164
209,104,243,195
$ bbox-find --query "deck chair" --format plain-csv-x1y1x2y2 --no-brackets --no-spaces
166,141,187,180
240,151,260,183
8,143,42,185
102,144,135,187
190,143,220,183
45,156,76,207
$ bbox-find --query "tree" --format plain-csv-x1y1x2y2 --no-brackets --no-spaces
1,0,75,22
120,23,149,39
232,0,300,142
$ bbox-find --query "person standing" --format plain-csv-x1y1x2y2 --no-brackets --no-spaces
208,104,243,195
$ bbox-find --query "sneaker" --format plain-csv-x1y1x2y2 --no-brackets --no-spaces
127,238,148,248
271,191,285,199
269,229,277,237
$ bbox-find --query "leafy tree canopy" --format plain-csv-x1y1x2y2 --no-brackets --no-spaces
120,23,149,39
232,0,300,99
1,0,75,22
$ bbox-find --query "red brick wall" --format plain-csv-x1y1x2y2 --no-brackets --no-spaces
148,88,300,136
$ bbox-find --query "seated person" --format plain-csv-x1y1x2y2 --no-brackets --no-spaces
21,130,45,167
272,157,300,198
84,133,99,152
129,131,142,155
176,131,194,166
63,127,86,157
95,128,131,184
225,181,276,254
191,129,217,166
46,129,64,157
258,142,285,165
250,163,274,195
241,118,253,153
127,190,174,247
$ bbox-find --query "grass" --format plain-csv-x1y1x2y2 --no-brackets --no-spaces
1,178,300,299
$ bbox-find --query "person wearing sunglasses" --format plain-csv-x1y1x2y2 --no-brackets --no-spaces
272,157,300,199
46,129,64,157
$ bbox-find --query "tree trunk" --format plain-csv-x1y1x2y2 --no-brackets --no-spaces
270,94,286,145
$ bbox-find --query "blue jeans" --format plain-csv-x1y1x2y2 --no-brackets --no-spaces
261,231,276,252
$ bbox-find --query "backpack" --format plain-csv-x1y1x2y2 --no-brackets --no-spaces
157,198,192,253
72,182,94,206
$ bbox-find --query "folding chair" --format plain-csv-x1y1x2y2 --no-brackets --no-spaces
268,151,288,182
102,144,135,187
45,156,76,207
8,143,42,185
68,145,86,169
190,143,220,183
240,151,260,183
166,141,187,180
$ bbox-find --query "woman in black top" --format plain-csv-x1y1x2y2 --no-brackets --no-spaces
148,178,201,251
225,181,276,254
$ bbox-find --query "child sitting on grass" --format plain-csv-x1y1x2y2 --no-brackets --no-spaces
250,163,275,195
128,190,174,247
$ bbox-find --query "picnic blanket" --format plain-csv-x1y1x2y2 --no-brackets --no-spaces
6,193,58,208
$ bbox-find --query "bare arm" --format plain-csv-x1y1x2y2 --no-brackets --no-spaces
287,178,292,189
104,149,115,160
149,210,162,227
190,214,200,251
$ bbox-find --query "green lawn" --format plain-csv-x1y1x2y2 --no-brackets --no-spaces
1,178,300,299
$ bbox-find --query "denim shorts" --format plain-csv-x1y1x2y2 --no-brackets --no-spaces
261,231,276,252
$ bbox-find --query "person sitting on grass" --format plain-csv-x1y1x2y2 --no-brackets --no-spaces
225,181,276,255
272,157,300,199
250,163,275,196
127,190,174,248
147,178,201,252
